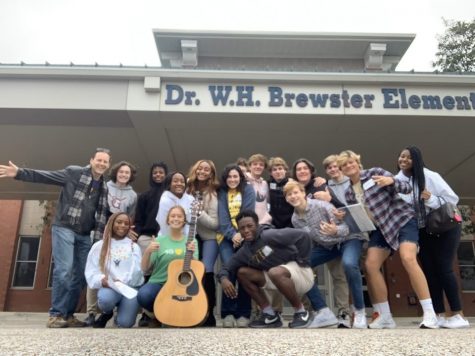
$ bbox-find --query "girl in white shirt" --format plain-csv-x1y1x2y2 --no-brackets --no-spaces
396,146,469,329
85,212,143,328
156,172,194,237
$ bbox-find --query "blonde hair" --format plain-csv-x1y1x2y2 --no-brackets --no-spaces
187,159,219,197
322,155,339,169
283,180,305,197
268,157,289,172
248,153,268,168
337,150,363,169
166,205,187,227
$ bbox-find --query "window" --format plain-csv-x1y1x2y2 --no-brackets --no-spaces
12,236,41,288
458,241,475,292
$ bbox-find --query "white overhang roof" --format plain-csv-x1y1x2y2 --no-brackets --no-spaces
153,29,416,69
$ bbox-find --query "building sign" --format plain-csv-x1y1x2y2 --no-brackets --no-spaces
160,83,475,116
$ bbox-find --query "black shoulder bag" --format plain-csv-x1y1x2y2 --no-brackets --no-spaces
425,196,461,236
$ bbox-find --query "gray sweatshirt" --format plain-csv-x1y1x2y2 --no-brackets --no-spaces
107,181,137,219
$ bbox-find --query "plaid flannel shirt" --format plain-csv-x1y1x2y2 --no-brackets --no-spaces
345,167,414,250
291,199,349,249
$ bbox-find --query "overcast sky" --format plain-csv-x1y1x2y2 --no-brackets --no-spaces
1,0,474,71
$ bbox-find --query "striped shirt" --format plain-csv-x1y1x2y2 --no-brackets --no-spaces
345,167,414,251
292,199,349,249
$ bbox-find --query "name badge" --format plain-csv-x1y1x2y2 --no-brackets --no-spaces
262,245,273,256
269,183,277,190
363,179,376,190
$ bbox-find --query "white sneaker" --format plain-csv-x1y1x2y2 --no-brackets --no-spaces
444,314,470,329
353,310,368,329
236,316,250,328
368,313,396,329
437,316,448,328
419,313,439,329
307,308,338,328
222,315,236,328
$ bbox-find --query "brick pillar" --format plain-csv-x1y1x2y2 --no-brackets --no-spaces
0,200,22,311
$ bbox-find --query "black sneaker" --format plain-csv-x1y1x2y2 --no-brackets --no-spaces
337,311,351,328
249,312,283,328
137,313,151,327
84,313,96,327
92,312,114,328
289,310,311,328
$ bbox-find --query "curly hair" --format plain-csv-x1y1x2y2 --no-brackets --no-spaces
109,161,137,184
220,164,247,194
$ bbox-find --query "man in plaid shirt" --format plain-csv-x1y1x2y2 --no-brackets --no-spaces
337,150,438,330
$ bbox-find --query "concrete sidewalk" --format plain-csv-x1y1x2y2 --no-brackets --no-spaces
0,312,473,355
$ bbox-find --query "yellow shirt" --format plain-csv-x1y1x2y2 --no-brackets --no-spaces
217,189,242,244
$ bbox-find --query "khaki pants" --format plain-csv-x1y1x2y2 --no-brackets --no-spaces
137,234,155,276
136,234,155,255
86,287,99,315
263,262,314,296
327,257,350,314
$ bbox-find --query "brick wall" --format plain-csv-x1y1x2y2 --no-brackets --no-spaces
0,200,22,310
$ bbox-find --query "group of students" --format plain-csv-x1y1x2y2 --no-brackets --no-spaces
0,146,469,329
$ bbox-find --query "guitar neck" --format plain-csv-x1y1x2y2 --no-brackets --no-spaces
183,195,201,271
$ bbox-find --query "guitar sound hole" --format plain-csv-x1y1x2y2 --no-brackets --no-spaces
178,271,192,285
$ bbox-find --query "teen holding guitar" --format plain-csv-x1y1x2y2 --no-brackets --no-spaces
137,206,198,326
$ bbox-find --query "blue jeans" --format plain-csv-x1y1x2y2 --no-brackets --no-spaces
137,282,163,313
98,288,139,328
308,239,365,310
49,225,92,318
202,239,219,273
219,240,251,318
369,218,419,250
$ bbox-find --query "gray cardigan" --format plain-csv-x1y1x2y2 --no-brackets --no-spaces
197,191,219,241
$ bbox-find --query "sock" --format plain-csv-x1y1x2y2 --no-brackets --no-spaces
262,305,276,316
373,303,381,314
295,304,306,313
379,302,391,316
419,298,435,315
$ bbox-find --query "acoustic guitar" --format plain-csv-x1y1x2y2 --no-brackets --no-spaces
153,194,208,327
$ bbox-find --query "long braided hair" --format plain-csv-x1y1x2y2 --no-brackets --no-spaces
401,146,427,225
99,212,131,275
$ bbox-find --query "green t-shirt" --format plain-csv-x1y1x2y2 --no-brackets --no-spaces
148,235,199,284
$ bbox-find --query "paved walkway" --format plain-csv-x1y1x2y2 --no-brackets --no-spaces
0,312,473,355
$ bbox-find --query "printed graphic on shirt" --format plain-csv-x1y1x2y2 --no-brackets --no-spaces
110,195,127,209
256,191,267,202
163,248,184,256
111,245,132,266
251,245,273,264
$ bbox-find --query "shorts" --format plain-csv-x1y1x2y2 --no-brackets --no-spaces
368,218,419,251
263,261,314,296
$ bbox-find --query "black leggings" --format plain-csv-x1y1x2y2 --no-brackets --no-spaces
418,225,462,313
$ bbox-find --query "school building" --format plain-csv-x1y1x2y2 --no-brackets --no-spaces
0,30,474,316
